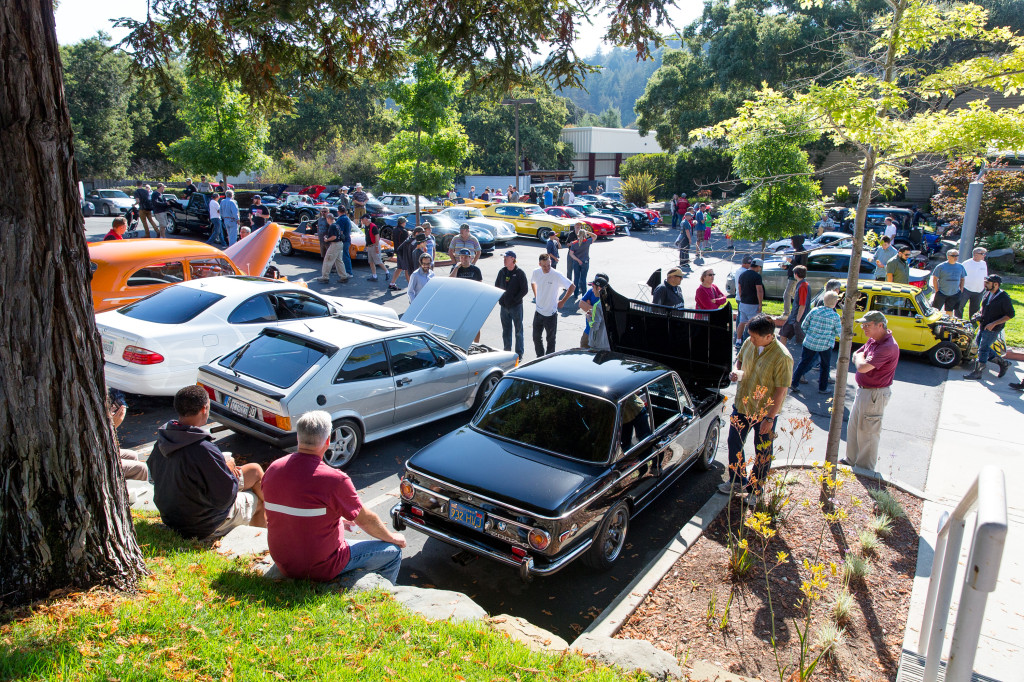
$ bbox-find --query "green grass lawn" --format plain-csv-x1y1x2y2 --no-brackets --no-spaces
0,514,644,681
726,296,784,316
1003,283,1024,348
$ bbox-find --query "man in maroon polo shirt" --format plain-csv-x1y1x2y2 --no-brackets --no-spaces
262,411,405,584
842,310,899,471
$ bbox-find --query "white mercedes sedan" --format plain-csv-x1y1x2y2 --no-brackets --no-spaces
96,276,398,397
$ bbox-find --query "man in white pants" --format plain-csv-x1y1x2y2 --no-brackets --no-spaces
842,311,899,471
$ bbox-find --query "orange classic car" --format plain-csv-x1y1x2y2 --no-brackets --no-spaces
277,222,394,262
88,223,284,312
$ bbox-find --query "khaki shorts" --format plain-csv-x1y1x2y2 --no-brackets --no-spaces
208,490,258,539
366,242,383,266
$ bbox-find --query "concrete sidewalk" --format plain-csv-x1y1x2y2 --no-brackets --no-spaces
899,363,1024,681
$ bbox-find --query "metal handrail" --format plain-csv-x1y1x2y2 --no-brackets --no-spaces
918,466,1007,681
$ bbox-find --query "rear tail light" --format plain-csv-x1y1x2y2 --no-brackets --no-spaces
400,479,415,500
197,383,216,401
528,528,551,551
510,546,528,559
260,409,291,431
122,346,164,365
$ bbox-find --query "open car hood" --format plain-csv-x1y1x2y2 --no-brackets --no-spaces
223,222,282,276
401,277,501,351
601,284,733,389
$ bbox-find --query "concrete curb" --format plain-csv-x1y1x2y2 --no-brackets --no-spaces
578,492,730,640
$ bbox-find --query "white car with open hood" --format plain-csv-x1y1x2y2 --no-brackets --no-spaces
195,277,519,469
96,276,398,397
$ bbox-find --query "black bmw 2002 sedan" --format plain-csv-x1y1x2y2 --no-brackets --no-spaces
392,285,733,580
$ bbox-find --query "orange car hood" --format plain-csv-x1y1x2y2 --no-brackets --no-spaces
224,222,282,276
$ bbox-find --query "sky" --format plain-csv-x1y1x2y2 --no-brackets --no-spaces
55,0,704,61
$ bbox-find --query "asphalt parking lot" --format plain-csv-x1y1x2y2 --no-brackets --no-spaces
89,215,947,637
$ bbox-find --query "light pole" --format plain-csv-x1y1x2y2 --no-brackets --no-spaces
501,98,536,191
959,161,1024,262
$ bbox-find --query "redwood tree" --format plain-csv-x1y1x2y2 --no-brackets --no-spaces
0,1,147,608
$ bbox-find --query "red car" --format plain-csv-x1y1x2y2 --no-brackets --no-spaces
544,206,616,237
299,184,327,199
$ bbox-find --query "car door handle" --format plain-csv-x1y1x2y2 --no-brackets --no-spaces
396,377,412,387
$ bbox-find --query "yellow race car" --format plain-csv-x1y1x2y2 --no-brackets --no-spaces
480,202,576,241
812,281,977,369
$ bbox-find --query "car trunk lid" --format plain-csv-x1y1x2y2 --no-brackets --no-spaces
401,277,502,351
601,284,733,389
223,222,282,276
407,427,605,517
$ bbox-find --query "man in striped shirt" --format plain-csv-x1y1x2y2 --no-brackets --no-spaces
791,291,843,394
263,411,405,584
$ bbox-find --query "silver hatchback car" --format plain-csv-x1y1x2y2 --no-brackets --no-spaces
196,278,518,468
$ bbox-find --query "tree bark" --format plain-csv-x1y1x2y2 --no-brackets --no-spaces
0,0,148,608
821,149,875,504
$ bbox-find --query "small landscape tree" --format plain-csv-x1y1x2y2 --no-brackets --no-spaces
375,56,471,221
162,77,270,188
931,158,1024,238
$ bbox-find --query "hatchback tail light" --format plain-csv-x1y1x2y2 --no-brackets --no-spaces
260,409,291,431
528,528,551,551
197,383,216,401
122,345,164,365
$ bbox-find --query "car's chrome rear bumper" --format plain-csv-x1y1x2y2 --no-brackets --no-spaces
391,505,592,579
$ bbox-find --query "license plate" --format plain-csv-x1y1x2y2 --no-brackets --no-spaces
227,397,258,420
102,336,114,356
448,500,485,532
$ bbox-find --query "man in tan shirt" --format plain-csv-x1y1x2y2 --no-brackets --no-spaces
720,313,793,506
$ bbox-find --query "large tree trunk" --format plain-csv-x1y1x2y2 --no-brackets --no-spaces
0,0,148,608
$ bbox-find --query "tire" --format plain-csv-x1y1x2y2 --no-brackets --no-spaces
473,372,502,410
278,237,294,256
165,213,179,235
537,227,553,242
299,210,315,223
324,419,362,469
583,500,630,570
928,341,961,369
381,226,393,241
100,203,111,217
696,419,720,472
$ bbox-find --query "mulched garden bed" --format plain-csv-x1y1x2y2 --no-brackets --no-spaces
618,468,922,681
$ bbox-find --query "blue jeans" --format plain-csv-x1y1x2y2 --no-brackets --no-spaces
726,409,777,495
792,346,832,391
671,212,680,229
207,218,225,246
335,540,402,586
500,303,525,358
573,258,590,293
978,328,1000,364
224,219,239,246
341,240,353,276
566,258,576,286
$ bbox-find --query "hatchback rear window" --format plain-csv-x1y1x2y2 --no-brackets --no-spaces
219,333,326,388
117,287,224,324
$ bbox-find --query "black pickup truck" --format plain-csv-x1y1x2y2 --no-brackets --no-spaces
392,286,733,580
165,193,213,237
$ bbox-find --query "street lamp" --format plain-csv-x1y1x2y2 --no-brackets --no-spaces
501,98,536,191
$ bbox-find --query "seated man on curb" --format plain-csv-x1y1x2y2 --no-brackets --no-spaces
149,385,266,539
262,411,405,585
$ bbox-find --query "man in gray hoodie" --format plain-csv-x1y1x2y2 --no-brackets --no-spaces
149,385,266,539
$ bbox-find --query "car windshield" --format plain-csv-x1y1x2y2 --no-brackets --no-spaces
99,190,130,198
116,287,224,324
218,332,326,388
521,206,545,215
464,208,483,218
429,215,459,229
915,292,936,315
561,207,582,217
574,204,595,214
473,378,616,463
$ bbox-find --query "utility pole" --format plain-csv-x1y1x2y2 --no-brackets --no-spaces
501,98,536,192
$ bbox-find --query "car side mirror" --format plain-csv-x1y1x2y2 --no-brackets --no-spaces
436,356,447,368
915,314,923,321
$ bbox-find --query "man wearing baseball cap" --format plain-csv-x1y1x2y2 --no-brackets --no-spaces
494,251,528,359
964,274,1014,381
735,258,764,348
653,267,686,308
843,310,899,471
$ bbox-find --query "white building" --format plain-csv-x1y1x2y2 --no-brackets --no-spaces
559,127,664,182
